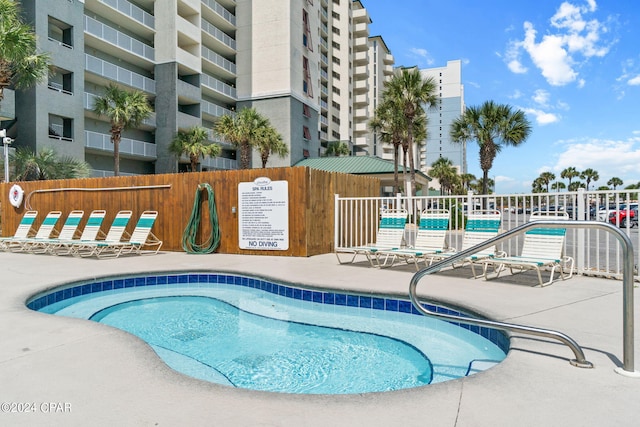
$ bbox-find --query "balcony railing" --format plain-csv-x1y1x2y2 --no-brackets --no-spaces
98,0,155,29
85,130,157,159
85,54,156,93
84,15,155,61
201,18,236,50
201,99,235,118
201,46,236,74
201,73,236,99
202,0,236,26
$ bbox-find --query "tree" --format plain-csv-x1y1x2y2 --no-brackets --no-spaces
324,141,350,157
213,107,271,169
10,147,90,181
450,100,532,195
459,173,476,193
581,168,599,190
254,126,288,168
0,0,51,103
560,167,580,188
382,67,437,196
532,177,545,193
93,84,152,176
429,157,457,195
169,126,221,172
568,181,585,191
607,177,623,190
370,98,407,194
538,171,556,193
551,181,566,192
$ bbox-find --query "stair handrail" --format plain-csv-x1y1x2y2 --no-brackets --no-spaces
408,220,637,375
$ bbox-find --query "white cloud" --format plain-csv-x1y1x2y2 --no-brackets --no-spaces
522,107,560,125
554,138,640,180
505,1,614,86
532,89,550,106
495,175,515,183
629,75,640,85
408,47,434,66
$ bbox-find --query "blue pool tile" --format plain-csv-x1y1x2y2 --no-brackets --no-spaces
157,276,167,285
335,294,346,306
188,274,198,283
398,300,412,313
80,284,92,295
72,286,82,297
372,297,385,310
145,276,157,286
293,288,302,300
312,292,322,303
302,290,312,301
346,295,359,307
285,287,293,298
324,292,335,304
359,296,372,308
91,283,102,293
124,278,135,288
102,281,114,291
167,275,178,284
135,277,145,287
385,299,399,312
178,275,188,284
63,288,73,300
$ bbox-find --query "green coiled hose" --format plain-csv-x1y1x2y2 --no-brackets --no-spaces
182,183,221,254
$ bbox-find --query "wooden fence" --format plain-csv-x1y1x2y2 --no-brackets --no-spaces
0,167,379,256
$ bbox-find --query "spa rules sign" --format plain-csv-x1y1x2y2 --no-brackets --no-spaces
238,177,289,250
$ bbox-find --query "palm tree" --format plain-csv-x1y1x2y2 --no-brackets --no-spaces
568,181,585,191
459,173,476,193
551,181,566,192
450,100,532,195
324,141,350,157
93,84,152,176
581,168,599,190
382,67,437,195
538,171,556,192
370,99,407,194
169,126,221,172
607,177,623,190
532,177,545,193
560,167,580,189
254,126,288,168
214,107,271,169
0,0,51,103
429,157,457,195
10,147,90,180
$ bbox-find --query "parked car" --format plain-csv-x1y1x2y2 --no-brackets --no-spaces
608,206,638,228
597,203,624,222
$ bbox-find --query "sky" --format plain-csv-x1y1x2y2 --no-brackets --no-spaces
363,0,640,193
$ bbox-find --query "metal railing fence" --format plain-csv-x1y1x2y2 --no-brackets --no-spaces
335,189,640,280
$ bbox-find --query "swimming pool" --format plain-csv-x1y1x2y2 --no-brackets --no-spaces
28,272,509,394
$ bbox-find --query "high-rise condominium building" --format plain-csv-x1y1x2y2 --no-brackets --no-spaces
1,0,396,177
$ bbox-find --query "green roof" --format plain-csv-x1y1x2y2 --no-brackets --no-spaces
295,156,431,180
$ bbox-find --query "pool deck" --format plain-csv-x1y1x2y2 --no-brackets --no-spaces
0,251,638,426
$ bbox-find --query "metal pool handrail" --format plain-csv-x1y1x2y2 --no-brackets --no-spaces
409,220,637,374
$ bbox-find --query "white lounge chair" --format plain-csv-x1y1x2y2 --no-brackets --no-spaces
27,210,84,254
0,210,38,251
376,210,451,270
70,210,133,258
335,209,407,266
480,212,574,287
49,210,107,255
7,211,63,252
429,210,504,273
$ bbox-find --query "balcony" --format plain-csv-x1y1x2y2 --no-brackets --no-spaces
201,99,235,119
85,54,156,93
199,155,237,170
202,0,236,28
95,0,155,30
84,15,155,64
85,130,157,159
201,45,236,76
201,18,236,52
84,92,156,127
201,73,236,101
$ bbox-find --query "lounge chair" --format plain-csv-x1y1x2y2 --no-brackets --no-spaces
375,209,452,270
480,212,574,287
70,210,133,258
74,211,161,258
0,210,38,251
6,211,63,252
48,210,107,255
335,209,408,266
27,210,85,254
429,210,504,273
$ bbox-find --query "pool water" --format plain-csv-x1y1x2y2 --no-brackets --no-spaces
30,273,507,394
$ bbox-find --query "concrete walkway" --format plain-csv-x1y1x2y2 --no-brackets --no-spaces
0,251,638,426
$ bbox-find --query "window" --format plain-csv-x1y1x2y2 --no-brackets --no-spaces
303,104,311,117
48,114,73,141
332,115,340,124
302,57,313,97
332,11,340,20
303,126,311,140
48,67,73,95
332,26,340,35
48,16,73,48
302,9,313,51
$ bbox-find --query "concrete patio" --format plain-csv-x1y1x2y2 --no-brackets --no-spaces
0,251,638,426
